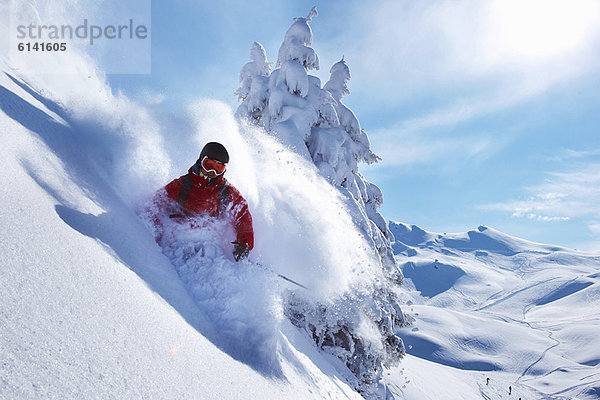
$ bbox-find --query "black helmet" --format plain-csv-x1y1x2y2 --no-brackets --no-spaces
199,142,229,164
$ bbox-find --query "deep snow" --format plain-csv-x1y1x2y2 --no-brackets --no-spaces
0,68,363,399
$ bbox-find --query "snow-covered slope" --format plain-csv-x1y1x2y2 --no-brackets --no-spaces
387,222,600,400
0,70,364,399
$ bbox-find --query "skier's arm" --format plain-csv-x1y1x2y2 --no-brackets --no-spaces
164,176,183,202
148,177,186,242
228,187,254,251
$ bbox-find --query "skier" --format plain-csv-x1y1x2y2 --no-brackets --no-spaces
152,142,254,261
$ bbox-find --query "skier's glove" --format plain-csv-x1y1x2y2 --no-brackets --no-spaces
232,242,249,261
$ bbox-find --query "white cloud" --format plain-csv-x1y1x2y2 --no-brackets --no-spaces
486,0,599,61
485,163,600,219
326,0,600,148
351,0,600,92
482,159,600,248
362,89,521,169
550,148,600,162
334,0,600,175
392,84,538,133
589,222,600,235
366,126,506,169
578,221,600,252
139,90,166,105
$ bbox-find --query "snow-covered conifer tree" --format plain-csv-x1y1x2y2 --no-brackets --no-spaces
314,58,398,279
235,42,271,124
323,58,379,164
236,7,327,157
235,8,407,397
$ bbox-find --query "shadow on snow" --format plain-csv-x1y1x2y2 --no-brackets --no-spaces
0,73,285,378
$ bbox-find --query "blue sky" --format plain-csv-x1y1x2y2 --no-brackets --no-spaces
107,0,600,251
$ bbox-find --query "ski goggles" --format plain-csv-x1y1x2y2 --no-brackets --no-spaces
201,156,227,175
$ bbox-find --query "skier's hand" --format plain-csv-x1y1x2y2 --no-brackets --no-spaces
233,242,249,261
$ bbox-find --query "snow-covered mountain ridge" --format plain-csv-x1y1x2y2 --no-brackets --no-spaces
388,221,600,399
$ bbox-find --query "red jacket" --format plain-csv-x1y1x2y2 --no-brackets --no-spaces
162,168,254,250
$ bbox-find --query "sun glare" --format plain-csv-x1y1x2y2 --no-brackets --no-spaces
488,0,599,61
